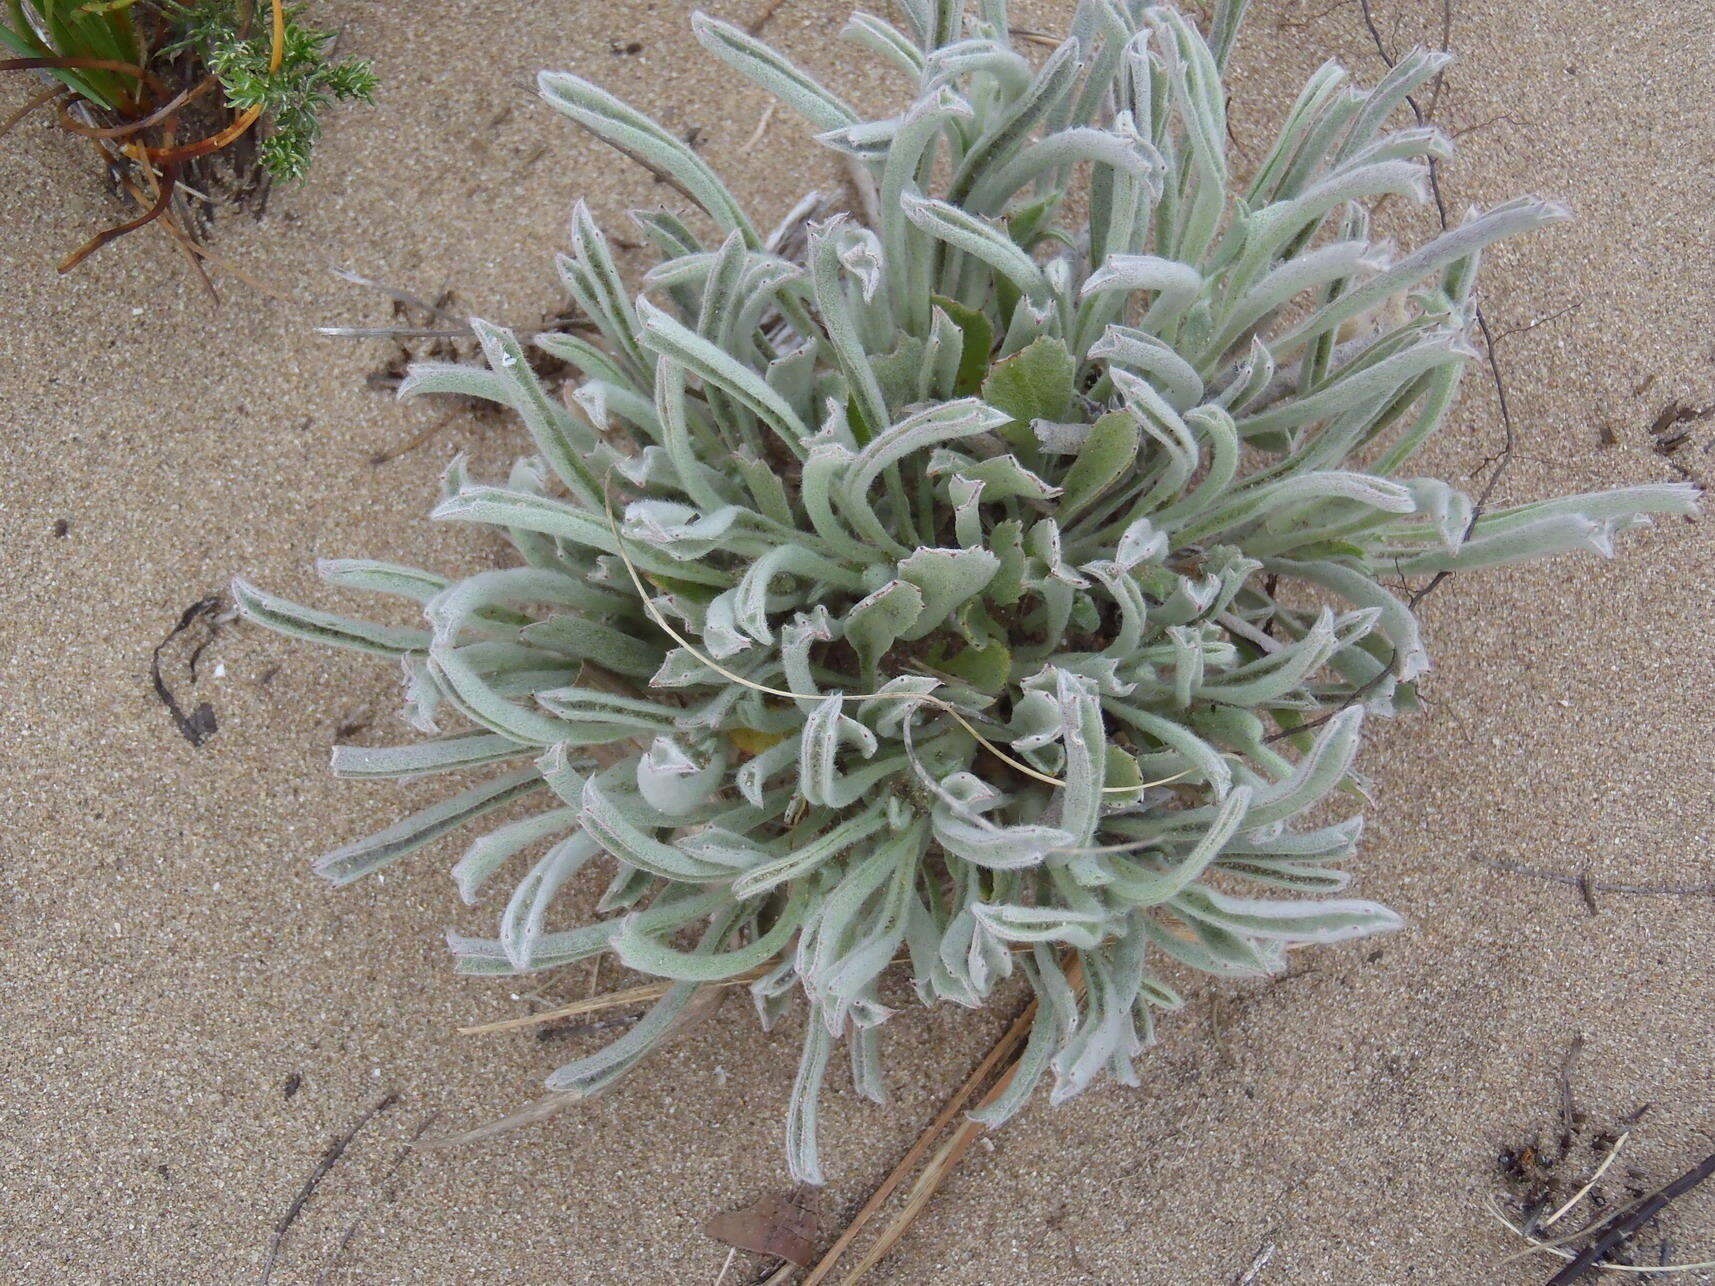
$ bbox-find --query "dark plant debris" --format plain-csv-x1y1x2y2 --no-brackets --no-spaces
1545,1148,1715,1284
532,1014,637,1044
360,284,464,394
1489,1035,1715,1282
1647,398,1714,442
1488,301,1582,348
747,0,789,38
346,276,586,466
1475,855,1715,902
314,1109,440,1286
1646,396,1714,483
333,714,373,742
261,1090,398,1286
150,594,225,746
706,1184,819,1269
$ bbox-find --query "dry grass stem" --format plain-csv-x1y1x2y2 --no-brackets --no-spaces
1543,1131,1630,1229
459,975,755,1035
1487,1198,1715,1277
802,961,1087,1285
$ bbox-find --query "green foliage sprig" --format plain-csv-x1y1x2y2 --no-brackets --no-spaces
3,0,373,268
237,0,1696,1182
165,0,375,180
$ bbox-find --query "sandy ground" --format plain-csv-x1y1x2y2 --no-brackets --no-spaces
3,1,1713,1282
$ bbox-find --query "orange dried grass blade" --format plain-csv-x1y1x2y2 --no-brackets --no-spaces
144,0,283,166
265,0,286,71
55,0,288,272
59,154,178,271
143,100,261,164
0,83,67,139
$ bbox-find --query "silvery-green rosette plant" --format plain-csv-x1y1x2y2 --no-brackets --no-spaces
235,0,1696,1181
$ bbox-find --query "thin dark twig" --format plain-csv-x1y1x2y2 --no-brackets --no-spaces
1360,0,1515,510
1356,0,1453,101
0,82,67,139
1424,0,1456,122
314,1109,439,1285
1474,857,1715,899
1469,306,1516,506
261,1092,399,1286
1451,112,1521,141
1490,302,1584,348
369,408,461,466
1543,1149,1715,1285
1264,0,1517,748
1276,0,1357,33
1556,1033,1584,1137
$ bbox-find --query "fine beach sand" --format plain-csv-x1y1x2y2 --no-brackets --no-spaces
3,1,1712,1281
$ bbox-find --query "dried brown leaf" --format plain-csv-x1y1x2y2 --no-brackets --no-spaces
705,1184,820,1268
